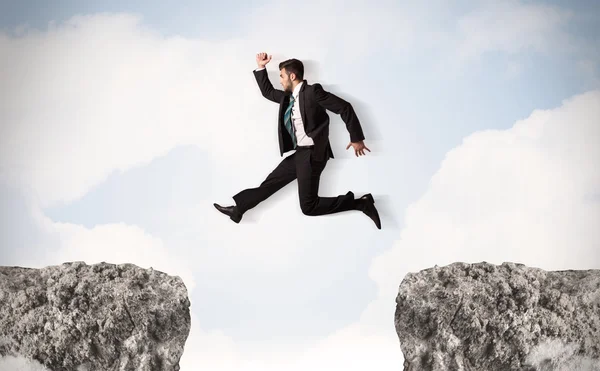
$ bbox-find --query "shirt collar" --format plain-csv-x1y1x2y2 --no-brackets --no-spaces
292,81,303,99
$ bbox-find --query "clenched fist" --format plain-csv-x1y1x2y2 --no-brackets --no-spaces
256,52,272,68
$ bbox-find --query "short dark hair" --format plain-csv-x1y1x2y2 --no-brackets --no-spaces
279,58,304,81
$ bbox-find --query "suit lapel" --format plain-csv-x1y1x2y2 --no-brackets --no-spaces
299,79,307,125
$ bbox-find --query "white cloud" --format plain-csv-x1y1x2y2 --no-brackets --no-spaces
180,319,402,371
50,221,197,293
0,356,49,371
241,0,418,61
0,13,315,208
179,313,242,370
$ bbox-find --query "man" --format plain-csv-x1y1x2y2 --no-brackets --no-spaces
214,52,381,229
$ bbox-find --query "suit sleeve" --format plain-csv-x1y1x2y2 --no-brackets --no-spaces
253,68,285,103
313,83,365,142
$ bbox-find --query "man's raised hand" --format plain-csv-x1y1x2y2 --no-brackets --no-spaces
346,140,371,157
256,52,272,68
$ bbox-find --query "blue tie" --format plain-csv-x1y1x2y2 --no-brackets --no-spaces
284,96,296,148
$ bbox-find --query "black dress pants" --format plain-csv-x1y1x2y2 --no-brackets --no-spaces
232,146,355,216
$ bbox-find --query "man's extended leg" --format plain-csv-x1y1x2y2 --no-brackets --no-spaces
295,147,355,216
294,147,381,228
231,153,298,216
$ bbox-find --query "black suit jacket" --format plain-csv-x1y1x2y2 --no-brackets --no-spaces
253,68,365,162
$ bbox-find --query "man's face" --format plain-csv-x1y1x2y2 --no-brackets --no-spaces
280,68,293,92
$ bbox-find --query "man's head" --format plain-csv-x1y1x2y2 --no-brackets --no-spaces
279,58,304,93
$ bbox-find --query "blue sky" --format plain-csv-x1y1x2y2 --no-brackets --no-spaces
1,1,599,369
0,0,262,39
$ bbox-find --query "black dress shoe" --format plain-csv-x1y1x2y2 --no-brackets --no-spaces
356,194,381,229
213,203,242,223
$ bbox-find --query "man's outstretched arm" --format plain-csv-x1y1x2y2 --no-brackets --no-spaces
314,83,370,156
253,53,284,103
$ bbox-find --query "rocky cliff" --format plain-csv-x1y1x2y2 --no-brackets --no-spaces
395,262,600,371
0,261,191,371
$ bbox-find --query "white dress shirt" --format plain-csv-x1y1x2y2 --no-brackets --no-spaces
255,67,315,147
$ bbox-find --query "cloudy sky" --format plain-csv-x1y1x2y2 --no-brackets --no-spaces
1,0,599,369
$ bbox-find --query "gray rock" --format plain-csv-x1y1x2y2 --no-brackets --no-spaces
0,261,191,371
395,262,600,371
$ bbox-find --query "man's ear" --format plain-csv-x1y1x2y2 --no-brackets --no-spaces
290,72,296,81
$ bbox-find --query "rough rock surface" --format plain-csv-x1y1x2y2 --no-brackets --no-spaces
395,262,600,371
0,261,191,371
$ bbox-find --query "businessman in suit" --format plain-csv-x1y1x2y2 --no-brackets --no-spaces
214,52,381,229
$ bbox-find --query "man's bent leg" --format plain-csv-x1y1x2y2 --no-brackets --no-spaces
232,153,297,214
295,148,355,216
